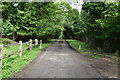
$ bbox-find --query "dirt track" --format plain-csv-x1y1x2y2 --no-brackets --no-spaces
12,40,102,78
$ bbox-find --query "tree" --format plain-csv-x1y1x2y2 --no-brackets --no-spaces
77,2,120,53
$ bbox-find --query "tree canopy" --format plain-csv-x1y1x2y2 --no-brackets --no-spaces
2,2,120,53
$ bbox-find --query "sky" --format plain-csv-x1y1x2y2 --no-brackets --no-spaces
70,0,84,12
13,0,84,13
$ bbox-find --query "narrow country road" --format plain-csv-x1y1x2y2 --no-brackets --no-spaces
12,40,102,78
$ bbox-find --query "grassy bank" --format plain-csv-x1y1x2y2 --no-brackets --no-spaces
0,38,17,45
2,43,51,79
67,39,118,59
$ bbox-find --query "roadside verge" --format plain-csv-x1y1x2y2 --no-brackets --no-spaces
66,39,119,78
2,42,52,79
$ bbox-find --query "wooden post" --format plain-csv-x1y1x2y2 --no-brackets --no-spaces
29,39,32,51
86,36,88,43
79,45,81,50
40,40,42,49
13,35,15,40
35,39,38,47
19,41,22,56
0,44,3,75
0,44,3,61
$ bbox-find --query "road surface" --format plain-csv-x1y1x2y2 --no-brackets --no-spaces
12,40,102,78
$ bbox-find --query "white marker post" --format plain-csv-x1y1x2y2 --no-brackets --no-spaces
40,40,42,49
35,39,38,47
19,41,22,56
0,44,3,61
29,39,32,51
79,45,81,50
0,44,3,77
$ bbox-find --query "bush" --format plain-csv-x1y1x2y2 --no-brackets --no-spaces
0,38,11,45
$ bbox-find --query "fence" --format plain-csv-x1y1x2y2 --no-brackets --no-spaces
0,39,42,60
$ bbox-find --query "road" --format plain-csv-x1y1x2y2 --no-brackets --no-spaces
12,40,102,78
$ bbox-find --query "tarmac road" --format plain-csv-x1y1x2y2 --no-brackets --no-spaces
12,40,102,78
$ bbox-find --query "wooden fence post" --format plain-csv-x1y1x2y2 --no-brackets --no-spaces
40,40,42,49
79,45,81,50
19,41,22,56
29,39,32,51
0,44,3,61
35,39,38,47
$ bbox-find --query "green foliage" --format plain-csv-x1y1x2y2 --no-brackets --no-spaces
0,38,11,45
74,2,120,53
48,39,56,42
2,2,74,39
2,20,16,35
2,2,120,53
0,38,17,45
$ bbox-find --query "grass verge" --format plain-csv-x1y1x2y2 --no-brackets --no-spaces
67,39,118,59
48,39,57,42
2,43,51,79
3,44,28,57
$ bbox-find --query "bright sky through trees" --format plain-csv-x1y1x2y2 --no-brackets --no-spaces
70,0,84,12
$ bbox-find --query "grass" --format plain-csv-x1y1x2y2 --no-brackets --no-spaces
2,43,51,79
48,39,57,42
67,39,112,59
0,38,17,45
67,39,90,52
3,44,28,57
0,63,1,80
